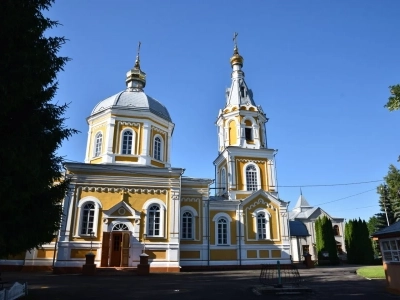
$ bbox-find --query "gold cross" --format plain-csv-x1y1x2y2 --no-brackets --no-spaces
137,41,141,58
233,32,238,48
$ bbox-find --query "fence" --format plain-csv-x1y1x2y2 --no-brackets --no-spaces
259,262,302,287
0,282,28,300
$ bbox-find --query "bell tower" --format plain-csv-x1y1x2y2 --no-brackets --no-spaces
214,34,277,200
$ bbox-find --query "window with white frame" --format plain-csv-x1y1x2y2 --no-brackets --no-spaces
182,211,193,239
148,204,161,237
220,168,227,193
257,212,267,239
381,238,400,262
94,132,102,157
77,197,102,237
246,164,258,191
213,213,232,245
154,136,163,161
112,223,129,231
81,203,95,235
121,130,133,154
217,217,228,245
252,208,271,240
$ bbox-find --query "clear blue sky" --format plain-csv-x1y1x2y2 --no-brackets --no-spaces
47,0,399,222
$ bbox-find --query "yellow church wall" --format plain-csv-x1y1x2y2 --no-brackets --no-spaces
115,156,139,162
271,250,281,258
180,251,200,259
70,249,97,259
145,250,166,259
150,127,168,161
242,198,281,244
90,157,103,164
235,158,269,191
71,189,170,243
36,249,55,259
260,250,270,258
113,122,140,154
150,160,165,167
228,120,237,145
210,250,237,260
180,200,202,243
87,123,107,160
247,250,257,258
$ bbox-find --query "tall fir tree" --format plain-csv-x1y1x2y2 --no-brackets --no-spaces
345,219,374,264
375,165,400,230
315,216,339,265
0,0,77,257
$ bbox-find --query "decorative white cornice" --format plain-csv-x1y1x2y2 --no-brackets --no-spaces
120,121,141,127
181,198,200,202
81,186,167,194
152,126,167,135
245,198,276,211
237,159,266,164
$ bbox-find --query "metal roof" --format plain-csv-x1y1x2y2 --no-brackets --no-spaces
289,220,310,237
91,90,172,122
372,221,400,237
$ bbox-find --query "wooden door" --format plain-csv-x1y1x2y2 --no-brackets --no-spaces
109,232,122,267
100,232,111,267
120,232,130,267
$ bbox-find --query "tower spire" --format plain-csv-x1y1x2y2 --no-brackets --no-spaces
126,41,146,91
134,41,141,69
230,32,244,67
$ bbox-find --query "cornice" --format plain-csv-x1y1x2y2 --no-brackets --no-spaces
81,186,167,194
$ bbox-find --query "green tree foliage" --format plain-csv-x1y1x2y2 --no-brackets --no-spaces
0,0,77,257
315,216,339,265
345,219,374,264
385,84,400,111
375,165,400,229
367,216,380,257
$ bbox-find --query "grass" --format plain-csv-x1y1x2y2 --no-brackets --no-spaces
356,266,385,279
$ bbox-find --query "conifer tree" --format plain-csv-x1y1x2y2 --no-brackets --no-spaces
315,216,339,265
0,0,77,257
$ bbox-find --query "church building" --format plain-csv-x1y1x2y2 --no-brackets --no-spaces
1,40,291,272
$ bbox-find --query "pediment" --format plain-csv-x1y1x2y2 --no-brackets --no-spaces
241,189,285,211
309,207,333,220
103,201,140,219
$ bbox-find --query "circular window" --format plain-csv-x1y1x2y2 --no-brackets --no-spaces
118,207,126,215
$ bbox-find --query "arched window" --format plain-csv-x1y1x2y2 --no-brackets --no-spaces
94,132,102,157
246,164,258,191
81,202,95,235
122,130,133,154
257,212,267,239
154,136,163,161
333,225,340,236
148,205,161,236
220,168,227,193
182,211,193,239
244,120,253,142
112,223,129,231
217,217,228,245
77,197,102,237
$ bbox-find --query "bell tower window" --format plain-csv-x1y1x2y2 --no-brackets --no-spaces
121,130,133,154
245,128,252,141
153,135,163,161
246,164,258,191
240,86,245,98
94,132,102,157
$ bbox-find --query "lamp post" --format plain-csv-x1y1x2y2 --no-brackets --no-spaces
380,185,390,226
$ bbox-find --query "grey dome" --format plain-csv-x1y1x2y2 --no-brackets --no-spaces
91,90,172,122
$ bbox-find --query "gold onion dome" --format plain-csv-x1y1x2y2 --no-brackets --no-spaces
126,42,146,89
230,45,244,67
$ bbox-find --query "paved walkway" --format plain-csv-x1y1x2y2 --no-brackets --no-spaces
1,265,397,299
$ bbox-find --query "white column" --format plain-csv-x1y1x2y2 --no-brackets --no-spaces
84,127,92,163
142,122,150,158
104,117,116,163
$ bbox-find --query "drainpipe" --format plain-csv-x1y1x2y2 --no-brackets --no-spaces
238,200,243,266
